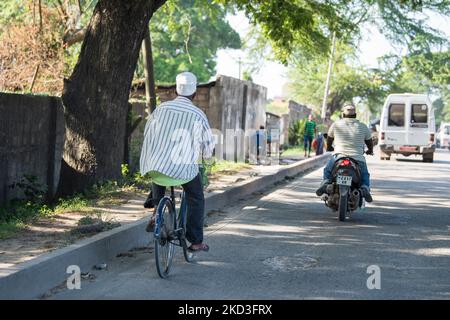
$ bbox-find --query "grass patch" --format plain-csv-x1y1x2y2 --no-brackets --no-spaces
72,212,121,235
281,145,305,157
210,161,252,175
0,170,153,238
53,196,91,214
0,221,26,240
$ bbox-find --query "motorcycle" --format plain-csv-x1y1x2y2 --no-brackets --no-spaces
320,156,365,221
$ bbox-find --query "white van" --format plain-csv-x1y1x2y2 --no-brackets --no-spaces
437,123,450,150
379,93,436,162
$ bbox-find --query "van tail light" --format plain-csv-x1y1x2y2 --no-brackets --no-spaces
430,133,435,143
381,132,385,141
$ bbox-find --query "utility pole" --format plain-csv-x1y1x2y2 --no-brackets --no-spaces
321,32,337,120
238,57,242,80
142,29,157,113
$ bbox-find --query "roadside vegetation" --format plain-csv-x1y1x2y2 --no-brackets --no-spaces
281,146,306,158
210,160,252,175
0,161,254,239
0,167,152,239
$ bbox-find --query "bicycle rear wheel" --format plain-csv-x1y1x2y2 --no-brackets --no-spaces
154,197,176,278
179,197,194,263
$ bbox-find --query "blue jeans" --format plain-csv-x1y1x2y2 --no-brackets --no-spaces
323,155,370,188
152,173,205,244
304,135,313,153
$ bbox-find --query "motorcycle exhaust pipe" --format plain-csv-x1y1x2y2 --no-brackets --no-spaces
326,184,334,194
352,189,360,198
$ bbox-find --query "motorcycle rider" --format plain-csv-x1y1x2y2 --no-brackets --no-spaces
316,104,374,202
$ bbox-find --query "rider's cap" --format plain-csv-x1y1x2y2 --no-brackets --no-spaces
176,72,197,97
342,104,356,116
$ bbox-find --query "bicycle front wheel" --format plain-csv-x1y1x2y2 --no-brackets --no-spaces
154,197,176,278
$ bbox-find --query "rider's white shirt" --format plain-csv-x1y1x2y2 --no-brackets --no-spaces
328,118,371,162
140,96,215,181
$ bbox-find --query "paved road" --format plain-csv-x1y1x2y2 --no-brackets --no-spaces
49,149,450,299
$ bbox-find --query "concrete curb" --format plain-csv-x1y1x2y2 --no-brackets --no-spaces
0,153,330,299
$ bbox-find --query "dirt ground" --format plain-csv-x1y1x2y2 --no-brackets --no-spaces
0,191,149,269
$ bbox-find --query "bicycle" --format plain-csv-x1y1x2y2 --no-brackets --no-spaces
154,186,194,278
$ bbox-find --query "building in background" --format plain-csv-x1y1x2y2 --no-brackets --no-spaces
130,75,268,166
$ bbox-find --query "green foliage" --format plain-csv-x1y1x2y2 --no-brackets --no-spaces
220,0,449,64
287,37,449,121
371,48,449,122
373,0,449,48
288,119,307,146
77,211,119,228
288,42,380,116
138,0,241,83
120,163,153,190
11,175,47,203
404,49,450,88
242,70,253,81
218,0,350,63
0,168,154,238
0,0,27,27
0,221,26,240
53,196,90,214
121,164,130,179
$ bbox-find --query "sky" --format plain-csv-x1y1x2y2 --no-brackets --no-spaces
215,11,449,99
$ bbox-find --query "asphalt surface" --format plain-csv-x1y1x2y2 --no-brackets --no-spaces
48,149,450,299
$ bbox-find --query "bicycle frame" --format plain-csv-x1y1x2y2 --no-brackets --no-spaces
154,187,188,245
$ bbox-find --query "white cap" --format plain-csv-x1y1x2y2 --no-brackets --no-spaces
342,104,356,116
176,72,197,96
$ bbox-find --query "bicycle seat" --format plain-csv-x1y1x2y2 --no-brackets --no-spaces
148,170,189,187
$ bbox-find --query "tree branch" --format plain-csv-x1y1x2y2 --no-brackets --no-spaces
63,28,87,47
38,0,43,31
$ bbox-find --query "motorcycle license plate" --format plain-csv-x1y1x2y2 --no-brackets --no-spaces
336,175,352,186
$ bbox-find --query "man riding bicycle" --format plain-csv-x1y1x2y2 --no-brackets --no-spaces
140,72,215,252
316,104,374,202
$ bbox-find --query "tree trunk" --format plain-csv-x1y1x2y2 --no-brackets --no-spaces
59,0,166,195
142,28,157,113
328,93,343,117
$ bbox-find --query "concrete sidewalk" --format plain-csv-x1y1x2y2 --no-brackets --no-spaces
0,154,330,299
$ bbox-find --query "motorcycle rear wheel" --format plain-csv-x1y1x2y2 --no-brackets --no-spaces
338,187,348,221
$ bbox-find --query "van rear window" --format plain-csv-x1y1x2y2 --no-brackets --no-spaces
388,104,405,127
411,104,428,124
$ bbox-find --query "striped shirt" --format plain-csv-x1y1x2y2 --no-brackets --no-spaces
328,118,371,162
140,96,215,181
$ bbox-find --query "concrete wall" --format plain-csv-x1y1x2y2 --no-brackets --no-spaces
266,113,280,135
280,114,290,146
289,100,312,125
135,75,268,164
265,112,281,161
154,85,218,128
0,93,64,204
216,76,267,162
